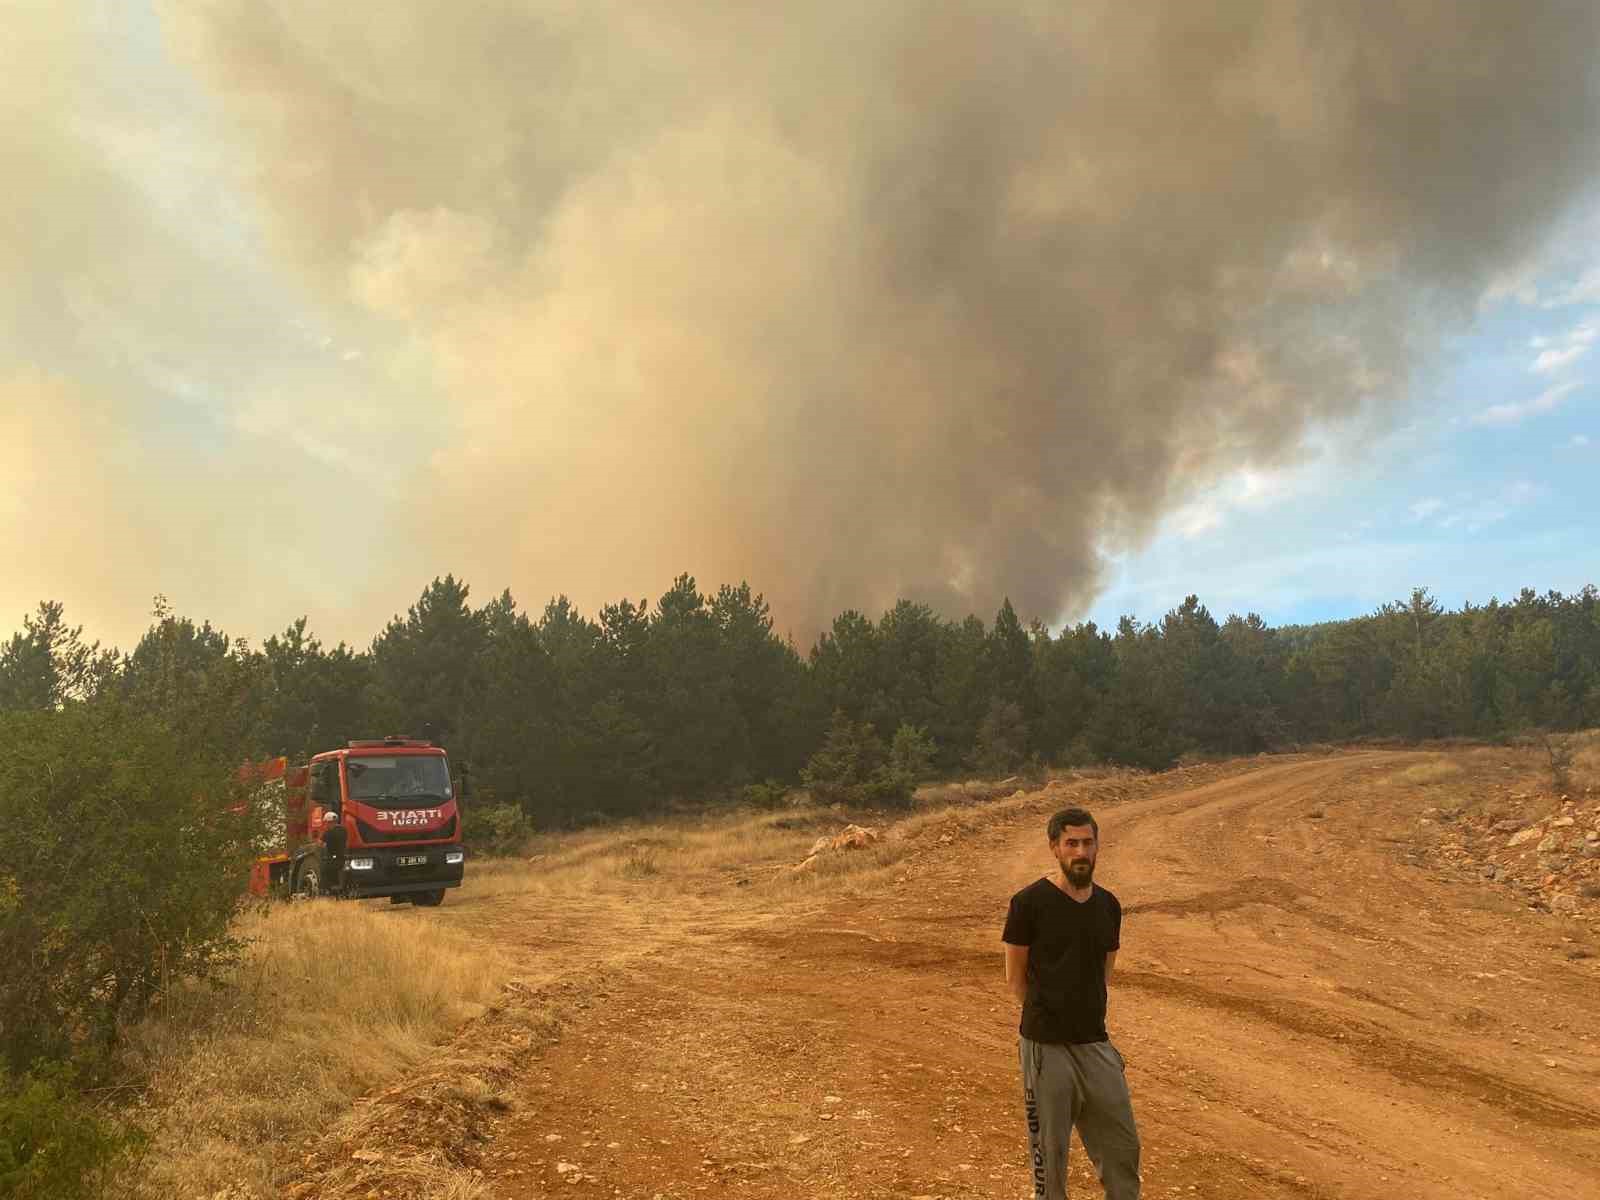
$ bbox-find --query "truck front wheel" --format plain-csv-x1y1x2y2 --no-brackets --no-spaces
412,889,446,907
294,854,324,899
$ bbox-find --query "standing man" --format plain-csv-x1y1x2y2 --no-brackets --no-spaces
1002,807,1140,1199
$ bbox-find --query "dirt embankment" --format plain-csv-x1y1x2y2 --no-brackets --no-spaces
286,750,1600,1200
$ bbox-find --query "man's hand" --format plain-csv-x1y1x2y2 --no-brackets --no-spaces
1004,942,1029,1005
1105,950,1118,985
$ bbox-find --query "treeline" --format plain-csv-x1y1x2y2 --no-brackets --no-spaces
3,577,1598,823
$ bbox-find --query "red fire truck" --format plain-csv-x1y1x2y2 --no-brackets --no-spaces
242,736,466,906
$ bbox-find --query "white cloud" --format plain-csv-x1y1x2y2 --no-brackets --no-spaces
1541,265,1600,308
1173,499,1224,538
1414,481,1540,535
1232,467,1301,510
1566,433,1591,448
1529,322,1597,373
1472,380,1581,427
1439,504,1507,532
1532,344,1589,373
1163,458,1323,542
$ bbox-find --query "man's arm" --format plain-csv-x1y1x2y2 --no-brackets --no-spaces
1104,951,1118,985
1004,942,1029,1005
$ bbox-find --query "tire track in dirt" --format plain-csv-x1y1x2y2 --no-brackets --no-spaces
722,918,1595,1134
1115,970,1594,1131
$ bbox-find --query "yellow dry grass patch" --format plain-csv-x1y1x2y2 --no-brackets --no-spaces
465,766,1168,908
310,1158,491,1200
464,807,845,898
468,768,1133,902
116,900,510,1199
1395,759,1464,786
1563,728,1600,794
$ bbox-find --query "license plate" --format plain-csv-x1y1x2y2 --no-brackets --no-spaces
396,854,428,867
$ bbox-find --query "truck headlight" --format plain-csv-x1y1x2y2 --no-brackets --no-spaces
444,850,465,865
348,857,375,871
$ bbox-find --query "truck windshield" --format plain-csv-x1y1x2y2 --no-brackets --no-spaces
345,756,452,806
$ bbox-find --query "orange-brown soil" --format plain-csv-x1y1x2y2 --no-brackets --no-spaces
296,752,1600,1199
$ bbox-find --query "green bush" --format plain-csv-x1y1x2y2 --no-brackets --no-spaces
0,1065,142,1199
802,710,883,805
801,712,928,809
461,801,534,855
0,701,261,1070
740,779,791,809
888,723,935,780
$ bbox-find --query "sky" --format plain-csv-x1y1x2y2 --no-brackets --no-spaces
1090,247,1600,629
3,2,1599,654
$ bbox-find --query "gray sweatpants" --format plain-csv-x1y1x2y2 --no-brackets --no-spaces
1019,1037,1141,1200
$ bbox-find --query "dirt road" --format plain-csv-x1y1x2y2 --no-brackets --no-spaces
445,753,1600,1199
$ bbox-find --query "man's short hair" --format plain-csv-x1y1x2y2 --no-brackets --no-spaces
1048,807,1098,842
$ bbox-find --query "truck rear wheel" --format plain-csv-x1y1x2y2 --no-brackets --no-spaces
412,889,446,907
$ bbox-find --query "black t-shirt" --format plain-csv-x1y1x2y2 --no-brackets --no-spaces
1002,878,1121,1044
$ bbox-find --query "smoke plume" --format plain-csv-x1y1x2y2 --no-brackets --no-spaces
98,4,1600,633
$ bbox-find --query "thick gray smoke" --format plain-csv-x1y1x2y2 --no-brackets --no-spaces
163,1,1600,633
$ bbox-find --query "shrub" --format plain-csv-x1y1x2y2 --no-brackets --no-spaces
889,723,935,780
740,779,791,809
859,768,916,809
0,1064,142,1199
462,801,533,856
0,701,261,1070
1544,734,1574,794
801,712,926,810
802,710,885,805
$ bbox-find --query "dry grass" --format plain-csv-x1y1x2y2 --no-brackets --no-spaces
1395,759,1465,786
616,849,662,878
115,901,511,1199
912,777,1029,807
463,807,845,898
465,766,1146,902
1559,729,1600,795
316,1160,491,1200
1362,730,1600,834
464,765,1163,908
463,806,909,900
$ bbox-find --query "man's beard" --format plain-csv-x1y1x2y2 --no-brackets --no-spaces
1064,859,1095,885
